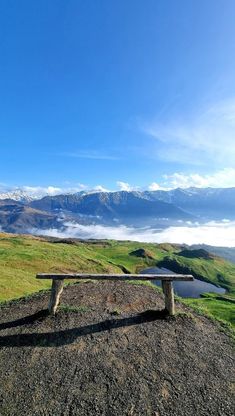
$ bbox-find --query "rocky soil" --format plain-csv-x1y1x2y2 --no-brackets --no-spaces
0,281,234,416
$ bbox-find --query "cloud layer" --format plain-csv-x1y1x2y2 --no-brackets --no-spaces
32,220,235,247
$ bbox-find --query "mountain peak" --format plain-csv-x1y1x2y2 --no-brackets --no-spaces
0,189,34,203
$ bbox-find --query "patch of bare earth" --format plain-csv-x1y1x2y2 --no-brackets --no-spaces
0,281,234,416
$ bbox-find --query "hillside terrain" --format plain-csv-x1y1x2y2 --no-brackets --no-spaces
0,233,234,329
0,200,60,233
192,244,235,264
0,281,234,416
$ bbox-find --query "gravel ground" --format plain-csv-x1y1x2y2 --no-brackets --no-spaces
0,281,234,416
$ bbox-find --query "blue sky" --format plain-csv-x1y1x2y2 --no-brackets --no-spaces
1,0,235,194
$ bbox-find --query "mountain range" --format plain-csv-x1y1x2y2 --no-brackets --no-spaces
145,187,235,219
0,187,234,234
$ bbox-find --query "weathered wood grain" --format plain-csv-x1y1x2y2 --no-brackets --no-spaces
162,280,175,315
37,273,193,281
48,279,64,315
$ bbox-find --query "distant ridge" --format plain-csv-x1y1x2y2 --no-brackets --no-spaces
30,191,193,224
0,187,235,234
0,200,60,234
1,186,235,218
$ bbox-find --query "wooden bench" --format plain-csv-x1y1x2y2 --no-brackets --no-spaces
36,273,194,316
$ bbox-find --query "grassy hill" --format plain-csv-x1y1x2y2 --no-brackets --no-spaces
0,232,234,328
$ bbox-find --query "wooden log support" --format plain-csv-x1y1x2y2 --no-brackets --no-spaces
162,280,175,315
48,279,64,315
36,273,193,315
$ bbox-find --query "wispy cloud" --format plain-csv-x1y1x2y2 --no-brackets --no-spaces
32,220,235,247
143,98,235,166
62,150,120,160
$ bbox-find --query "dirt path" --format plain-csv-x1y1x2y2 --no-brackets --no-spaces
0,281,234,416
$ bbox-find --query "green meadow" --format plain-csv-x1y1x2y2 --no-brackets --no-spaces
0,233,234,329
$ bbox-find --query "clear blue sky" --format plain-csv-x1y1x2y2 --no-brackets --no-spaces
1,0,235,192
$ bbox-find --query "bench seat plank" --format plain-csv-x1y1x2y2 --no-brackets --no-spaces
37,273,193,281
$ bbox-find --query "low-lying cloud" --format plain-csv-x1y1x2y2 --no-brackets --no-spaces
32,220,235,247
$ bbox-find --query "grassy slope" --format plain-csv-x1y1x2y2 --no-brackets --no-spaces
182,293,235,329
0,233,234,328
157,251,235,293
0,234,162,301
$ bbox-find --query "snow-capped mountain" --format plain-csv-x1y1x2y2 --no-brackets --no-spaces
0,187,95,203
1,187,235,234
0,189,34,203
144,187,235,219
30,190,192,225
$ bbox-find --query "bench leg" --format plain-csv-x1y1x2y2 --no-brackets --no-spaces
162,281,175,315
48,279,64,315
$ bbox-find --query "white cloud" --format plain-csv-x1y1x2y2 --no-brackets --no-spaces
116,181,132,191
22,185,88,197
116,181,138,191
156,221,235,246
2,166,235,204
93,185,109,192
23,186,62,197
32,220,235,247
0,184,88,200
162,168,235,189
143,98,235,166
148,182,167,191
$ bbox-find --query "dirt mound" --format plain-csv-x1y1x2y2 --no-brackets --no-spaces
177,248,217,260
0,282,234,416
129,248,154,259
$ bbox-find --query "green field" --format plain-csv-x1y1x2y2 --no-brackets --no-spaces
183,293,235,328
0,233,234,329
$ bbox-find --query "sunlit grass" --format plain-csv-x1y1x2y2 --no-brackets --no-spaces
183,293,235,329
0,233,234,333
